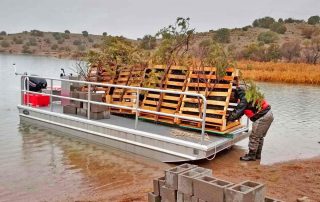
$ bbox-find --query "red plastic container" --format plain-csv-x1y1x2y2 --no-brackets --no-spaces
24,93,50,107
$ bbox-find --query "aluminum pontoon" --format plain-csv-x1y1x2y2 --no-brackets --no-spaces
17,75,249,162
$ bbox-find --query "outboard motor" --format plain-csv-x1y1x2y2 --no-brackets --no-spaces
27,76,47,92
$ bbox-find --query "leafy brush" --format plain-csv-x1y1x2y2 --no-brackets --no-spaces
244,80,265,110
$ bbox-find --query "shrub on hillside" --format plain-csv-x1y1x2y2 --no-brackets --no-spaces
51,44,58,50
30,30,44,37
301,26,319,39
82,31,89,37
270,22,287,34
13,37,23,44
139,34,156,50
44,38,51,44
1,40,10,47
257,31,279,44
73,40,82,45
307,15,320,25
284,18,304,24
77,44,86,51
88,38,94,43
62,33,70,39
280,41,301,62
213,28,230,43
52,32,62,40
252,17,275,28
28,38,37,46
102,32,107,36
22,44,32,54
0,31,7,36
93,43,100,48
242,26,251,31
65,30,71,34
57,38,65,44
265,44,281,61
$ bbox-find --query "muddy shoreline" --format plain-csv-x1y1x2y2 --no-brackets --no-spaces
72,153,320,202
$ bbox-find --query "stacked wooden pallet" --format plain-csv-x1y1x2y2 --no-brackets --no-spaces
155,66,190,124
139,65,167,120
178,67,240,132
111,65,145,114
84,65,116,94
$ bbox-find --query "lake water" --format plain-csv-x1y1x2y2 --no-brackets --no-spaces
0,54,319,201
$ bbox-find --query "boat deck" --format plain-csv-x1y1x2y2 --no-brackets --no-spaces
18,104,249,162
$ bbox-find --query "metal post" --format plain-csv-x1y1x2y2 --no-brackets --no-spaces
87,84,91,120
21,76,24,105
200,97,207,145
134,89,140,129
50,79,53,112
26,77,30,106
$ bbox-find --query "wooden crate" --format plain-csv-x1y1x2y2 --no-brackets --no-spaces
111,65,145,114
177,67,240,132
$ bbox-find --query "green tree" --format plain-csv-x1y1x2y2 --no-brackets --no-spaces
82,31,89,37
102,32,107,36
65,30,71,34
307,15,320,25
0,31,7,35
257,31,279,44
139,34,156,50
270,22,287,34
265,44,281,61
252,17,275,28
213,28,230,43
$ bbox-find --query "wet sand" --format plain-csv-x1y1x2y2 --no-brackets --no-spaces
108,148,320,202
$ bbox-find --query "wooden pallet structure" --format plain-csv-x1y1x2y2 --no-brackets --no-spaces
84,64,116,95
177,66,240,132
111,65,145,114
153,65,190,124
139,65,168,121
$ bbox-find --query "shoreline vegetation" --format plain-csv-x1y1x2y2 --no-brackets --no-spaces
1,15,320,85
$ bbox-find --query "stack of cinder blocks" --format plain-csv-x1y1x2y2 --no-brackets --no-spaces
148,164,283,202
63,91,110,120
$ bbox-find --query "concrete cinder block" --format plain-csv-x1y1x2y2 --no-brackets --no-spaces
148,192,161,202
183,193,192,202
70,91,82,108
165,163,197,189
265,196,284,202
178,170,201,195
225,181,266,202
191,196,199,202
193,175,233,202
63,105,77,114
160,186,177,202
177,191,184,202
153,176,165,196
178,167,213,196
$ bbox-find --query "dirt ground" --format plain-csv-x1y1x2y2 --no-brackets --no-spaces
80,150,320,202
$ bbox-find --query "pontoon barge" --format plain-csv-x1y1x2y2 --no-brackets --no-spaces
18,75,249,162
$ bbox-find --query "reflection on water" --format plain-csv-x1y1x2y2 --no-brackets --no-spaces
0,54,320,200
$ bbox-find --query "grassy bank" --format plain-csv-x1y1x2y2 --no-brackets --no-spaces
238,61,320,85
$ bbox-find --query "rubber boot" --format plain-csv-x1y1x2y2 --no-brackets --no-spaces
240,150,256,161
256,148,262,160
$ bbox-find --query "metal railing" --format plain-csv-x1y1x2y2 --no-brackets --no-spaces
20,75,209,144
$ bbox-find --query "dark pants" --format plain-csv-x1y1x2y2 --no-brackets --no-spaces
249,110,274,152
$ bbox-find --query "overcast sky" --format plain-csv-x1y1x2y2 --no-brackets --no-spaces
0,0,319,39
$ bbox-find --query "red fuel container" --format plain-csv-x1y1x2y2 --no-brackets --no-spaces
24,93,50,107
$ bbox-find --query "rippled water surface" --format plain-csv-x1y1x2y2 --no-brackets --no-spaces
0,54,319,201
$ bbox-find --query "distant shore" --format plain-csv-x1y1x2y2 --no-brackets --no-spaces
2,52,320,86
